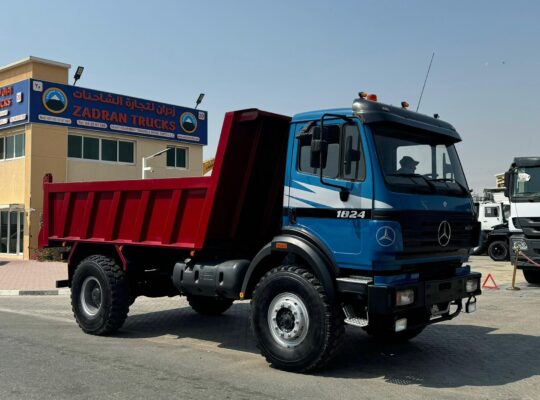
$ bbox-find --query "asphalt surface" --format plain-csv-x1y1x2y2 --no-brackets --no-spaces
0,257,539,400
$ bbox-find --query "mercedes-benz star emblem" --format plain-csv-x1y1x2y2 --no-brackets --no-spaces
376,226,396,247
438,221,452,247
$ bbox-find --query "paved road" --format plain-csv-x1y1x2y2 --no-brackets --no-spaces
0,257,539,399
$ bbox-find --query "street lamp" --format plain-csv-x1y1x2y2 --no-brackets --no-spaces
142,148,170,179
195,93,205,109
73,66,84,86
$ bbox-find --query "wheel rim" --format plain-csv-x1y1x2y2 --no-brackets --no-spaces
267,292,310,349
80,276,103,316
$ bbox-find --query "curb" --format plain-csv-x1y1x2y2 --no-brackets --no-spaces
0,289,70,296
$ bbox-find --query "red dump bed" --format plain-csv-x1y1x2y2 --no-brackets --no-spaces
39,109,291,251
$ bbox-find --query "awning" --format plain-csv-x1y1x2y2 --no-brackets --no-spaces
0,204,25,211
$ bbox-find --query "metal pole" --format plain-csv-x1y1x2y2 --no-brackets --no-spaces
142,157,146,179
507,246,521,291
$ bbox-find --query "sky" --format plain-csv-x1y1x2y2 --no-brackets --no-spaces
2,0,540,193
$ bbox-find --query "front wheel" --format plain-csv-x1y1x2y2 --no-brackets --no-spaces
523,270,540,284
71,255,130,335
488,240,509,261
250,265,344,372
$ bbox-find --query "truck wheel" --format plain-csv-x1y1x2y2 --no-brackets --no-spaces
523,270,540,284
71,255,130,335
250,265,344,372
187,295,234,315
471,231,488,255
488,240,509,261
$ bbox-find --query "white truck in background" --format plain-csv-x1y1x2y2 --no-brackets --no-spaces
472,197,510,260
505,157,540,283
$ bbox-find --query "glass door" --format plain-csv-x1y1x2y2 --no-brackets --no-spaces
0,210,24,255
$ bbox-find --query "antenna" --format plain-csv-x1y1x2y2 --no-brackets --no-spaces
416,52,435,112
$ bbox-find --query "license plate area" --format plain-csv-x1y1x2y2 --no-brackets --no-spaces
425,278,465,305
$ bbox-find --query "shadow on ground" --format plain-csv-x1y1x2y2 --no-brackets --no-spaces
0,261,8,267
118,302,540,388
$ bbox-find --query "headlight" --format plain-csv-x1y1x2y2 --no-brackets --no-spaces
466,278,479,293
512,239,528,251
396,289,414,306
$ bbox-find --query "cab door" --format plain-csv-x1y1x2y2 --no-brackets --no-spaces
284,119,374,268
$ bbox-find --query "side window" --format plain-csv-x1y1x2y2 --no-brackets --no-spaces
297,123,364,181
485,207,499,218
298,125,339,179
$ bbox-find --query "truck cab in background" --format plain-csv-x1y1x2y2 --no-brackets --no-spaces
39,93,482,372
472,201,510,260
505,157,540,283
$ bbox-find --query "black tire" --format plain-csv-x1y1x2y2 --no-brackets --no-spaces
523,270,540,284
71,255,130,335
250,265,344,372
488,240,509,261
187,295,234,315
471,231,488,255
367,326,425,343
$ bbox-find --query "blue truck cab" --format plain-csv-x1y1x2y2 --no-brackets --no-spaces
255,93,482,361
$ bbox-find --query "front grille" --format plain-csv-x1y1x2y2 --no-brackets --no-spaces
374,211,478,255
514,217,540,239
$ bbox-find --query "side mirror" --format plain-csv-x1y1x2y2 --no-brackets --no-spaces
504,171,511,198
310,127,328,169
344,135,361,176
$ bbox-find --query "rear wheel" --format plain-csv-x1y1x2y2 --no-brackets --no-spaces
187,295,233,315
523,270,540,284
250,265,344,372
488,240,509,261
71,255,130,335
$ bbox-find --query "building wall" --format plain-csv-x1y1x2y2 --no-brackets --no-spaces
66,129,203,182
1,57,204,259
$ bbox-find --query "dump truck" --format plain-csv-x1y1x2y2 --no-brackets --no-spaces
39,93,482,372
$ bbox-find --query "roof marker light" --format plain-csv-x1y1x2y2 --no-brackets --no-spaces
366,94,378,101
401,101,409,109
359,91,368,99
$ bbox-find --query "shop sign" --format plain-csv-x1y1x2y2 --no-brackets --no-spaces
0,80,30,129
28,79,207,145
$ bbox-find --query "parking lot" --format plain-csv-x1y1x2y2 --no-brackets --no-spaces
0,256,539,399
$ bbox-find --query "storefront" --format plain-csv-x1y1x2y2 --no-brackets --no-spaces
0,56,207,259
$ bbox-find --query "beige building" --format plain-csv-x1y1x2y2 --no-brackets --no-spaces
0,57,205,259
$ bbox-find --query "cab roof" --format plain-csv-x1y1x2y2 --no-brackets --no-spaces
292,99,461,142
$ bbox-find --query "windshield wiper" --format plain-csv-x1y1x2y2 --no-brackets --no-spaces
387,173,436,192
428,178,469,195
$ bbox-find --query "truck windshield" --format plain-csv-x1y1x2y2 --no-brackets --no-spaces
512,166,540,199
371,123,469,196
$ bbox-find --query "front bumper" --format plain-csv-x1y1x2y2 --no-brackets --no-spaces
366,272,482,331
509,235,540,270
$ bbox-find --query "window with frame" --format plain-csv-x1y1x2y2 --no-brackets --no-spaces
166,146,188,169
68,134,134,164
484,207,499,218
0,132,25,160
297,123,365,181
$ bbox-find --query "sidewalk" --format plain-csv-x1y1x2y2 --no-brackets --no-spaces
0,257,69,295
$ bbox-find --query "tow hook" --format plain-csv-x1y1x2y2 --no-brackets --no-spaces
465,296,477,313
